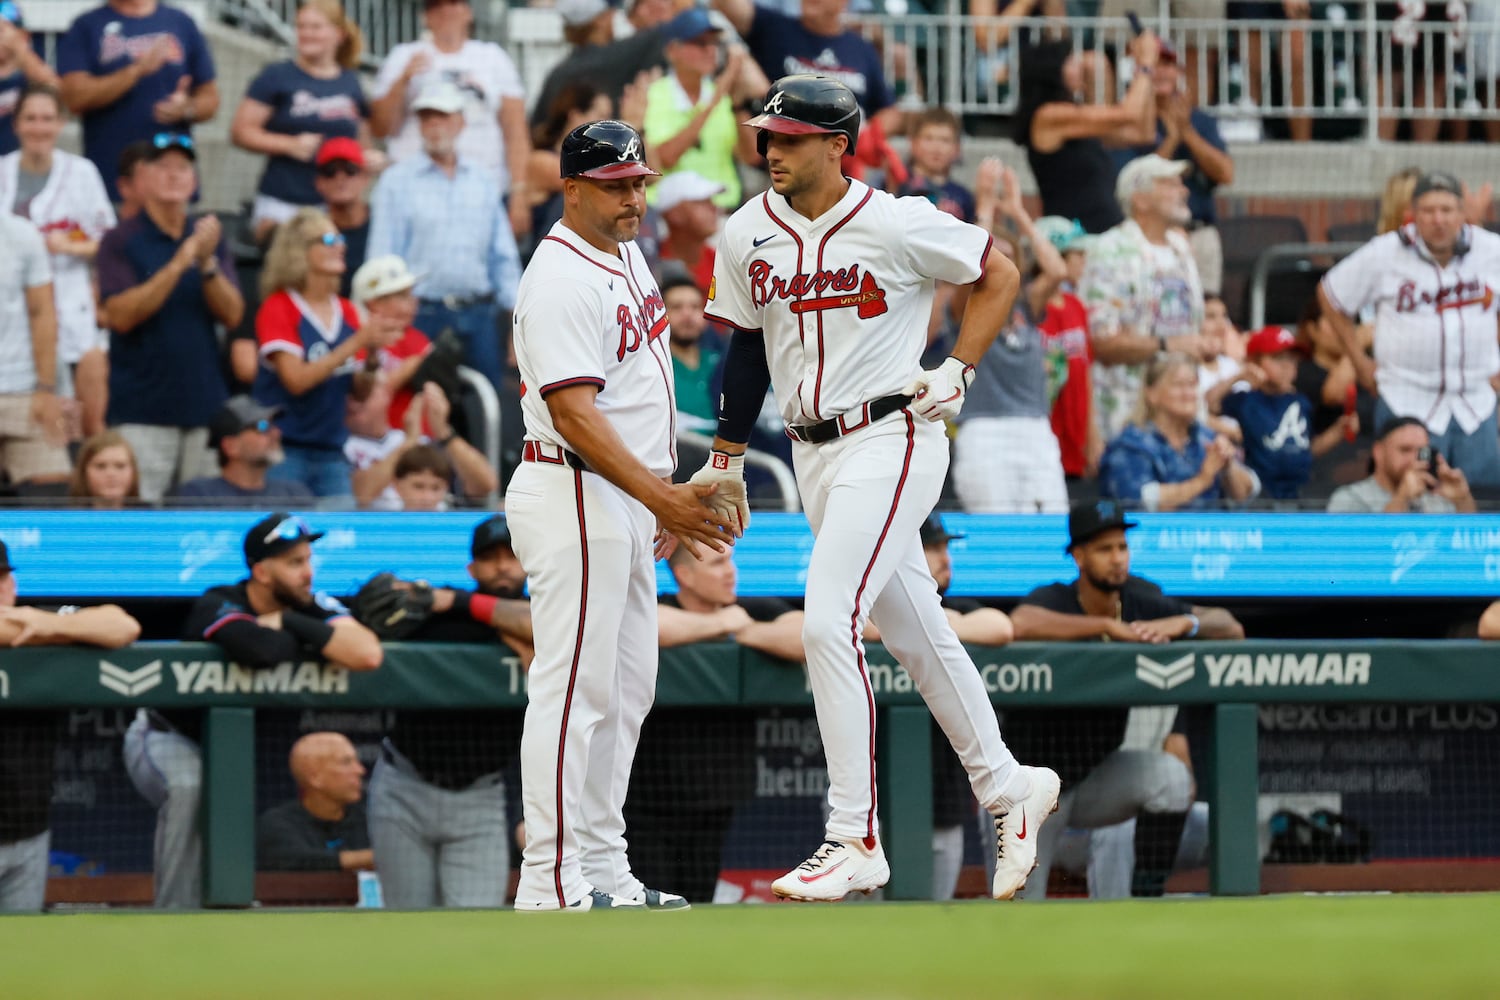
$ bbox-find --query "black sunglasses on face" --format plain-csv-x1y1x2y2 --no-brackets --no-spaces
316,162,361,178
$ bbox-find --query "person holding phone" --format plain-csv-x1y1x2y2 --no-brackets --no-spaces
1327,416,1475,513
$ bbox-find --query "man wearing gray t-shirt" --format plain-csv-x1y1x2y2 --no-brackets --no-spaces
1327,416,1475,514
0,213,69,488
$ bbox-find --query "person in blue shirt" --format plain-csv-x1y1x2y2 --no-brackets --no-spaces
896,106,976,223
96,133,243,501
229,0,371,244
1099,351,1260,511
0,1,60,157
1206,325,1357,501
57,0,217,202
368,80,521,394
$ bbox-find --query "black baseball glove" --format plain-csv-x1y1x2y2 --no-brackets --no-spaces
351,572,435,640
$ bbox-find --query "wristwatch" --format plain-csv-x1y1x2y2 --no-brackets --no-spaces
201,258,220,279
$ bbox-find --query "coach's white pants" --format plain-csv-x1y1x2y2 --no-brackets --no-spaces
795,410,1029,847
953,416,1070,514
506,463,657,909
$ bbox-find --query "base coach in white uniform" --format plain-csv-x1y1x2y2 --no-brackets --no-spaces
509,120,736,912
692,74,1061,903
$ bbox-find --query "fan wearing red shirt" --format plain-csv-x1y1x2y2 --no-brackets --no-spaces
1035,217,1100,480
252,208,388,497
348,254,432,430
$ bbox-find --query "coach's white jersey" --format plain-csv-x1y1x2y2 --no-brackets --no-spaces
514,222,677,477
1322,224,1500,434
0,150,115,365
706,179,991,426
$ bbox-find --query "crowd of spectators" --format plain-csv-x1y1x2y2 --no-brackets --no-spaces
2,0,1499,513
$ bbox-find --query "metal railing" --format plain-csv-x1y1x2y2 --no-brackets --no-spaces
677,429,801,512
1248,240,1365,329
455,364,503,508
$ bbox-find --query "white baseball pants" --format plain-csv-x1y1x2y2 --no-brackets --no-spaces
794,410,1029,847
506,463,658,909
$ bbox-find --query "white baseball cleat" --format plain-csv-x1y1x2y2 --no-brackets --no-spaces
636,888,691,911
991,765,1062,900
567,889,646,911
771,838,890,902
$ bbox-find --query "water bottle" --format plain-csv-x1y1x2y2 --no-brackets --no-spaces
357,870,385,908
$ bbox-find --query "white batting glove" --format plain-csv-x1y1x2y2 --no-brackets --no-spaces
688,450,751,535
902,356,976,423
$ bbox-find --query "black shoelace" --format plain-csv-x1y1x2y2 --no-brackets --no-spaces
797,840,846,872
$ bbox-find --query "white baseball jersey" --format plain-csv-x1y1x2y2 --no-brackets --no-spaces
514,222,677,477
1322,224,1500,434
706,180,991,426
0,150,116,364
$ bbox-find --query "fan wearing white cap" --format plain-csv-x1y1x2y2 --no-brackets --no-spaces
656,170,725,296
367,80,521,394
1077,153,1210,444
642,7,765,211
348,254,434,428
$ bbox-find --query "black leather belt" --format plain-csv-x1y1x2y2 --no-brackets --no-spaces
420,293,490,310
522,439,589,472
786,394,913,444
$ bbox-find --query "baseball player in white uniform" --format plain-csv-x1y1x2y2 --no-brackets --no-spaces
1319,170,1500,487
692,75,1061,902
509,120,735,912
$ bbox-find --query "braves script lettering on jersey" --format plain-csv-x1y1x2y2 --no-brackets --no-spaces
706,179,1038,862
1322,224,1500,435
508,220,676,910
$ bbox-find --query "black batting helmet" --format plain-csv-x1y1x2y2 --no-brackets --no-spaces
744,74,861,156
559,119,660,181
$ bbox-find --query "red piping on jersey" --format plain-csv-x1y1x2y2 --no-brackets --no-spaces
976,234,995,280
847,410,917,846
702,313,762,334
622,243,677,469
762,193,813,421
539,376,606,397
812,187,874,419
554,469,590,909
542,235,627,279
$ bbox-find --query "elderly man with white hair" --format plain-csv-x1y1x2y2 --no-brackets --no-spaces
1078,154,1214,443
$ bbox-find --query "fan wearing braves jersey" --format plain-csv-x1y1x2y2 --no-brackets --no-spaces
693,74,1061,903
1319,171,1500,488
509,119,736,913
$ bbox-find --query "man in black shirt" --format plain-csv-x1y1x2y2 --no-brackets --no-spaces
0,541,141,912
257,732,373,872
628,545,799,904
1004,501,1242,899
362,515,532,909
123,513,382,908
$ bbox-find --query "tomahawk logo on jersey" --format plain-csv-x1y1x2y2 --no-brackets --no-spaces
706,179,992,426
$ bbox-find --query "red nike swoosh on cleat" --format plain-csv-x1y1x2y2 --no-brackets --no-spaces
1017,808,1028,841
797,859,847,884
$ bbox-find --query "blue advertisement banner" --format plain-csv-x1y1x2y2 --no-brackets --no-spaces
2,510,1499,599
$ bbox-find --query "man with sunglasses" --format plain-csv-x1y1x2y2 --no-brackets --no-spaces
97,131,243,500
124,512,382,908
56,0,218,203
313,137,370,299
167,395,314,506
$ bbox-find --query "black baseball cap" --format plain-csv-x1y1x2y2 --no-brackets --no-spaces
1067,500,1138,551
920,513,965,547
470,516,513,558
0,538,12,573
210,396,283,449
244,513,324,566
1411,171,1462,204
1375,415,1427,442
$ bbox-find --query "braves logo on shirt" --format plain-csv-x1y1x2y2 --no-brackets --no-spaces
747,260,889,318
1395,276,1495,313
99,29,184,66
289,90,361,122
615,288,666,361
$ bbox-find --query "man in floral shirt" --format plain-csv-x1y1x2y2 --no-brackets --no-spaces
1079,155,1211,443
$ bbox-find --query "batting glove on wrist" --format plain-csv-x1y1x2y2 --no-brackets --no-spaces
903,356,976,423
689,450,750,534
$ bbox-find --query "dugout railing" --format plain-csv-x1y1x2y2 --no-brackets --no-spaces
5,638,1500,905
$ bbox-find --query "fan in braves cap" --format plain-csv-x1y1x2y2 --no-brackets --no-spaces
509,118,735,912
690,73,1061,903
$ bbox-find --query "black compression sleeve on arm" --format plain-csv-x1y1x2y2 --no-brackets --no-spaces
716,330,773,445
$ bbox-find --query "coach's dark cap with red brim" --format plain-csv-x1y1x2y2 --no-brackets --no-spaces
471,515,513,558
1067,501,1138,552
559,119,659,181
244,513,324,566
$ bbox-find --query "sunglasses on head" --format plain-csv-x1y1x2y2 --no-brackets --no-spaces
316,161,361,178
0,1,21,25
151,132,195,152
264,515,314,545
315,231,346,248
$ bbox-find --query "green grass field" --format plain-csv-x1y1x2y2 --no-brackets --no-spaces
4,895,1497,999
